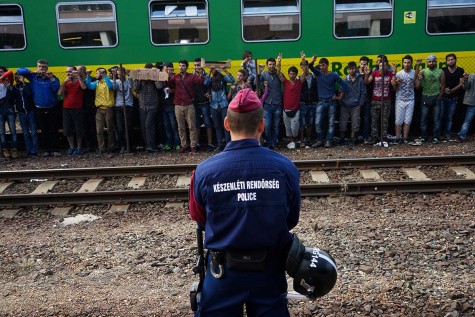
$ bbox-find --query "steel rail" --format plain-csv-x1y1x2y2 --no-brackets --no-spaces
294,154,475,170
300,179,475,196
0,164,198,181
0,189,189,207
1,154,474,181
1,179,474,207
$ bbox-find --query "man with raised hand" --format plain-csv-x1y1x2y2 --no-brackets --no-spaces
17,59,61,157
307,53,348,148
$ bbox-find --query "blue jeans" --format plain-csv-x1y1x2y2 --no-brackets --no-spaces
315,100,337,142
299,103,316,129
440,96,457,136
162,105,180,146
195,102,212,128
211,106,230,147
420,95,441,139
263,103,282,147
0,107,18,149
459,105,475,138
18,111,38,154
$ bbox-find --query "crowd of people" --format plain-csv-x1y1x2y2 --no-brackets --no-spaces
0,51,474,159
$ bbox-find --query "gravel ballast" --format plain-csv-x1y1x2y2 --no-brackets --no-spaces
0,142,474,316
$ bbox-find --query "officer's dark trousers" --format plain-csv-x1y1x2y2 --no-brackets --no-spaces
196,256,290,317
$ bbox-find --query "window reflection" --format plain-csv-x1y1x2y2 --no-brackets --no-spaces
0,5,26,50
56,2,118,48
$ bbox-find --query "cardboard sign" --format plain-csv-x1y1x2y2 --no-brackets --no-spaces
200,58,231,69
129,68,168,81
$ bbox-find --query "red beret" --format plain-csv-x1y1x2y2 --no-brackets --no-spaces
228,88,262,113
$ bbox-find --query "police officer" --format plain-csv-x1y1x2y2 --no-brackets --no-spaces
189,88,301,316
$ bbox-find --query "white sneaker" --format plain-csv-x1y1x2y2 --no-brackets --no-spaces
287,141,296,149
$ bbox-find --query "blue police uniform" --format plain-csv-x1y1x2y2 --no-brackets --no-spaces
189,138,300,316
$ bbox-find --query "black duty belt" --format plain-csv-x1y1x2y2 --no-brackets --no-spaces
209,248,286,278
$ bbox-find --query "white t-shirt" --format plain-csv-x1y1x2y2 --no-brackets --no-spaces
395,69,415,101
0,84,7,99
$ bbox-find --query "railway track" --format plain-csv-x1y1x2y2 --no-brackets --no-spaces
1,155,474,212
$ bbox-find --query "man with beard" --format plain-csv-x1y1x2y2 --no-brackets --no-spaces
167,60,205,153
256,56,283,150
440,53,465,141
391,56,421,144
415,55,445,144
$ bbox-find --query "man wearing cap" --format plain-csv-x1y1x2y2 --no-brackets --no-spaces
189,88,300,316
415,55,445,144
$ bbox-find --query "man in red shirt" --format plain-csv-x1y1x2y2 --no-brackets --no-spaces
364,56,393,144
167,60,205,153
58,66,87,155
277,54,308,149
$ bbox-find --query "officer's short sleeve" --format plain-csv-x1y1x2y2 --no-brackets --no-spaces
189,170,207,223
286,166,301,230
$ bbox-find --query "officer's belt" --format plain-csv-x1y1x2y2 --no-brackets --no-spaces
209,248,286,277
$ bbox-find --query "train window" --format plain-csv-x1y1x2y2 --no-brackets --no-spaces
56,2,118,48
241,0,301,42
334,0,393,39
149,0,209,45
0,4,26,51
427,0,475,34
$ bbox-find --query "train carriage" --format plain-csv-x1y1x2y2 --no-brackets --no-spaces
1,0,475,154
1,0,475,72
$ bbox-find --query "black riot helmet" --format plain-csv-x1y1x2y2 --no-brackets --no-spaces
286,234,337,299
